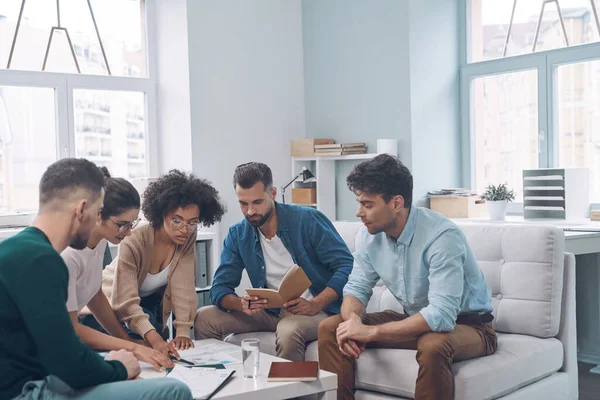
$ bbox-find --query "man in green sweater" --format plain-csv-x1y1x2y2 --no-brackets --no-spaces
0,158,192,400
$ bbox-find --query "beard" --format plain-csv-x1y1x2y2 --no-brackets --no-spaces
245,204,274,228
69,232,90,250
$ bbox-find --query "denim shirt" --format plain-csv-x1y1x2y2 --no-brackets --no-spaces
343,207,493,332
210,202,354,314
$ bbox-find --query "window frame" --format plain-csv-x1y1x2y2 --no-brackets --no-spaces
0,0,158,216
460,0,600,212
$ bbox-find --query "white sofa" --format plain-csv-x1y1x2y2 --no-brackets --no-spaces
225,222,578,400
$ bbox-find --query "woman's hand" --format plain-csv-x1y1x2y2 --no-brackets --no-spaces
171,336,195,351
146,329,181,360
132,344,174,370
152,338,181,360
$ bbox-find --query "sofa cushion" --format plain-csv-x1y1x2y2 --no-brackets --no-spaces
366,285,404,314
332,221,363,252
455,224,564,338
355,333,563,400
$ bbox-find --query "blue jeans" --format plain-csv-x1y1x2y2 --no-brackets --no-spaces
14,376,192,400
80,289,169,342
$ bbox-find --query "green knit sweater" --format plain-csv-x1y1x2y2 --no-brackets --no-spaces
0,227,127,399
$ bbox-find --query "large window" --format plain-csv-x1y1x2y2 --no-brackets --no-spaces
469,0,600,63
1,0,146,76
471,70,539,200
463,1,600,205
0,1,155,214
557,59,600,199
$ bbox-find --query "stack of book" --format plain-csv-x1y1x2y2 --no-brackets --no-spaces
426,188,478,198
314,143,367,156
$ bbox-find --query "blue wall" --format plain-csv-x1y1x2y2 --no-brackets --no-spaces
302,0,461,219
302,0,412,220
409,0,461,206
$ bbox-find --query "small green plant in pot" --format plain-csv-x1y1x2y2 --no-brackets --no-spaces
481,183,516,221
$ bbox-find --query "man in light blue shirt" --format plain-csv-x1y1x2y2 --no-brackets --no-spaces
318,154,497,400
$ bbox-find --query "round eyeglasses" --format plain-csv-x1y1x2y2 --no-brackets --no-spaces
109,218,141,234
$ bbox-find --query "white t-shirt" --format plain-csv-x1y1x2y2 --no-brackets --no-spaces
258,231,312,301
62,239,108,313
139,263,171,298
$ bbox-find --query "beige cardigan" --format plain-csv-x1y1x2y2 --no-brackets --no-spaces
102,223,197,338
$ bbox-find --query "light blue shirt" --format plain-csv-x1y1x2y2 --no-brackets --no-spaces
343,207,493,332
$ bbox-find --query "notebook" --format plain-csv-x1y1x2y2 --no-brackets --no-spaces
246,264,311,308
267,361,319,382
167,365,235,399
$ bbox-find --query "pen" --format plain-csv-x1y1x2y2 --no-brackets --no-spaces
170,355,196,366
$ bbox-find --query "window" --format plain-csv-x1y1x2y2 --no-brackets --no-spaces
0,1,156,215
557,59,600,199
0,86,57,213
462,1,600,206
73,90,147,180
472,70,539,200
1,0,146,77
469,0,600,63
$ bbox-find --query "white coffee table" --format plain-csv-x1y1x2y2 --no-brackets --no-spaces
140,339,337,400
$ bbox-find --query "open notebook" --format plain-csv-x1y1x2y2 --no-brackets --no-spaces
167,365,235,399
246,264,311,308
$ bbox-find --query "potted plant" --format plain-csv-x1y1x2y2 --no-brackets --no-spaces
481,183,516,221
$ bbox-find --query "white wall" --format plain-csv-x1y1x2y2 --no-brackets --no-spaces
185,0,306,281
154,0,193,173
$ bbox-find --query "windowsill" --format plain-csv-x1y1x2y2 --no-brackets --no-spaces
0,226,26,240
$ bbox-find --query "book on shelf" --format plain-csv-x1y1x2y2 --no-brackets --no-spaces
314,142,366,150
314,151,367,156
246,264,311,308
267,361,319,382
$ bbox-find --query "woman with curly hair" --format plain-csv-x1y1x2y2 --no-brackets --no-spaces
100,170,225,359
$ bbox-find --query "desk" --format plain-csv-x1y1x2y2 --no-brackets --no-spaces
453,216,600,373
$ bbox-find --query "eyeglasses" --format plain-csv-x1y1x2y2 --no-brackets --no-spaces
170,218,200,232
109,218,141,234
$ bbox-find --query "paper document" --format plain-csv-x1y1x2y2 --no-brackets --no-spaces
177,342,242,366
168,365,235,399
246,264,311,308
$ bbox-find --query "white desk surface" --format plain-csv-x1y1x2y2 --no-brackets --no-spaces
451,216,600,255
141,339,336,400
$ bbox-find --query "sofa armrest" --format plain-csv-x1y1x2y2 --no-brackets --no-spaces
557,253,578,400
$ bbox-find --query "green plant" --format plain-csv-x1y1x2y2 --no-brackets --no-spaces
481,183,516,202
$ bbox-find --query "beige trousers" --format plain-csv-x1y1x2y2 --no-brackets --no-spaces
194,305,329,361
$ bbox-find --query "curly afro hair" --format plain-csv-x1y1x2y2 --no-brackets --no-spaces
142,170,226,228
346,154,413,206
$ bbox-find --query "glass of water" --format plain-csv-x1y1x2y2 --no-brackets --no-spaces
241,338,260,378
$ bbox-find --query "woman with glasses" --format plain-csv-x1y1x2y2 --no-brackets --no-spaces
62,167,173,370
101,170,225,359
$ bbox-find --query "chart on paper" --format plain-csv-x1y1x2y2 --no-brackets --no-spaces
179,342,242,365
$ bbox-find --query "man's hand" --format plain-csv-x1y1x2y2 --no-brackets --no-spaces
105,349,141,380
338,339,366,359
132,344,174,370
336,314,378,344
171,336,195,351
241,295,268,315
284,298,322,316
